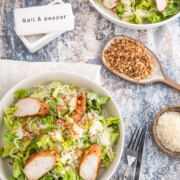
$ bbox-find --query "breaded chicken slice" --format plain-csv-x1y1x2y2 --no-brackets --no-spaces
79,144,101,180
14,97,49,117
103,0,118,9
156,0,167,12
72,93,86,123
23,151,58,180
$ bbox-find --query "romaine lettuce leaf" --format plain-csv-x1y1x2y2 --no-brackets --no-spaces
62,139,73,150
116,2,124,14
0,147,3,157
86,93,110,113
129,13,143,24
10,174,26,180
22,135,40,163
30,91,48,101
61,105,70,117
101,146,115,167
107,117,121,126
3,132,17,144
163,3,179,17
110,128,119,145
37,136,52,150
136,0,152,10
97,96,110,105
13,158,22,178
4,106,17,130
39,174,54,180
48,100,57,112
41,115,56,131
52,83,62,98
101,117,120,146
53,158,76,179
14,89,30,99
0,145,17,158
60,170,82,180
144,11,161,23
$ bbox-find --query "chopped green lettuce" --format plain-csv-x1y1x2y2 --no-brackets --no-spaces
101,117,120,145
41,115,56,131
39,174,54,180
136,0,152,10
61,105,70,117
52,83,62,98
3,132,18,144
37,136,53,150
144,11,162,23
0,145,17,158
86,92,110,113
101,146,115,167
13,159,22,178
48,100,57,112
4,106,17,130
129,12,143,24
22,136,40,163
14,89,30,99
163,3,180,17
30,91,48,101
106,117,121,126
116,2,124,14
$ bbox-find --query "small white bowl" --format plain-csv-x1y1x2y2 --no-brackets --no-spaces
89,0,180,29
0,71,124,180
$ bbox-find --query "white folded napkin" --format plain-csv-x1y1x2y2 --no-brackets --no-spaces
0,60,101,99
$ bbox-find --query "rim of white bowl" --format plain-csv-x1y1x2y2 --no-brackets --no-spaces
0,71,124,180
89,0,180,29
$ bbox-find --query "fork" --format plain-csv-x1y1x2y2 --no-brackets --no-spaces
123,126,145,180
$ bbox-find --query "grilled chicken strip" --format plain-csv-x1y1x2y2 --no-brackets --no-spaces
79,144,101,180
72,93,86,123
14,97,49,117
103,0,118,9
23,151,58,180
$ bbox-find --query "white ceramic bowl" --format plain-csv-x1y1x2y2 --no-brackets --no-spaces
89,0,180,29
0,71,124,180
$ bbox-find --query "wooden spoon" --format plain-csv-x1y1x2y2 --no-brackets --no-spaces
152,105,180,157
101,35,180,91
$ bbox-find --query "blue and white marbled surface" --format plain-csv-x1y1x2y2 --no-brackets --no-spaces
0,0,180,180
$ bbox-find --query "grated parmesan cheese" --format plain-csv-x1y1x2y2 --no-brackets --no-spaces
156,112,180,152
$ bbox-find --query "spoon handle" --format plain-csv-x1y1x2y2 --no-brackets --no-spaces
161,74,180,91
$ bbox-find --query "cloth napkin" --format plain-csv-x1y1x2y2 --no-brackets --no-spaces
0,60,101,99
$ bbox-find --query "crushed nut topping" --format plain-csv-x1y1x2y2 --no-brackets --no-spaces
104,36,154,80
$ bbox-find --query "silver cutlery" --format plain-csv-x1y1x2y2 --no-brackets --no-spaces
134,125,147,180
123,125,146,180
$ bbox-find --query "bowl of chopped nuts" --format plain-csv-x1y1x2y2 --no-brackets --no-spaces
101,35,180,91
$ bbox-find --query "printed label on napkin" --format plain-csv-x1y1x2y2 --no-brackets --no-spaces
14,3,74,36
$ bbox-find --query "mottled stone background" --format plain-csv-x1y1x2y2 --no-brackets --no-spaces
0,0,180,180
